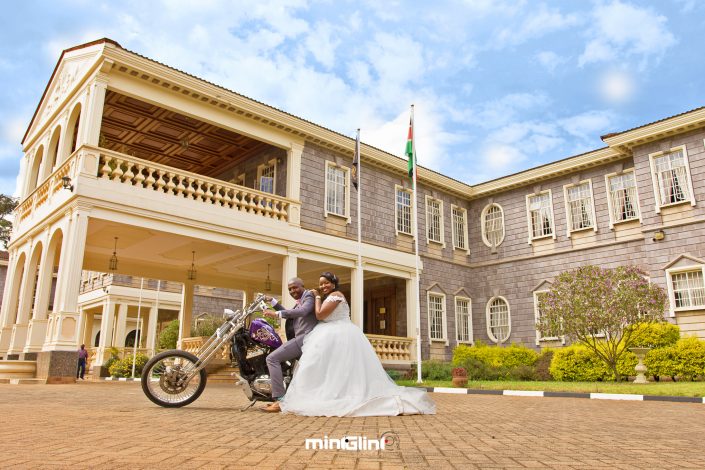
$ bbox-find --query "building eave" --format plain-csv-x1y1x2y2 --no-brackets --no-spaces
602,107,705,151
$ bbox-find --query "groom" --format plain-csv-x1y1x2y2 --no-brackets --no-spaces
261,277,317,412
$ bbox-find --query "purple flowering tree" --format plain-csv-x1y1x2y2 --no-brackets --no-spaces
536,265,667,381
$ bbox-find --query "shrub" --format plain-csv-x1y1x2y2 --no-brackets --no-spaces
452,342,539,380
102,347,121,372
628,322,680,348
386,369,404,381
673,337,705,381
644,346,678,381
534,349,555,381
109,353,149,378
158,319,179,350
550,345,610,381
191,315,222,337
507,364,538,381
460,356,502,380
421,360,453,381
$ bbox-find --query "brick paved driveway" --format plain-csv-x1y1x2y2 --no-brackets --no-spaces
0,382,704,469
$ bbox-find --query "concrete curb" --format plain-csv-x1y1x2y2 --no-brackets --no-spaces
422,386,705,404
102,377,140,382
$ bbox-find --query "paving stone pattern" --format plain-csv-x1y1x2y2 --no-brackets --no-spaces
1,382,704,469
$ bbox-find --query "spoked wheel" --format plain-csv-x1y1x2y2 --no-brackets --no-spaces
141,350,207,407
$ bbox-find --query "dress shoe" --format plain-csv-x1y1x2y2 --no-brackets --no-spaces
262,401,281,413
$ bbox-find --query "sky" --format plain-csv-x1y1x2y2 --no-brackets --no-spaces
1,0,704,196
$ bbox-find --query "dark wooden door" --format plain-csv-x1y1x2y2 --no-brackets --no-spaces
367,287,396,336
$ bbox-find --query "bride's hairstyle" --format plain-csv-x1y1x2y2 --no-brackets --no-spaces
320,271,339,290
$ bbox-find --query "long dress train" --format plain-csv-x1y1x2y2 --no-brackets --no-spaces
280,296,435,417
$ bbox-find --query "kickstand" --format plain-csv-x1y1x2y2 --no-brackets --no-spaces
241,399,258,412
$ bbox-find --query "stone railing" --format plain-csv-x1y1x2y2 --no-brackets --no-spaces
181,336,230,365
80,273,182,295
96,148,298,223
366,334,414,362
16,153,76,223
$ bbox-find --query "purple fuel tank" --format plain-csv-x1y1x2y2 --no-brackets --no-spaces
248,318,283,349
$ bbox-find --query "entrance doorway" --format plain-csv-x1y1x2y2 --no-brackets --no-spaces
366,287,396,336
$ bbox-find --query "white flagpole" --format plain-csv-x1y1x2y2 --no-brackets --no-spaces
410,105,423,384
355,129,364,329
131,277,144,378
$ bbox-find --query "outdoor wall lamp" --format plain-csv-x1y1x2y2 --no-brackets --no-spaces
61,176,73,191
109,237,119,271
187,251,197,281
653,230,665,242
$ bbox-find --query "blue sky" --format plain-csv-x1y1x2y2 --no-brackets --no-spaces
1,0,704,196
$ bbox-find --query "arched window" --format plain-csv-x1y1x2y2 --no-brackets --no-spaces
125,329,141,347
27,146,44,194
94,331,100,347
481,204,505,248
47,126,62,171
66,103,82,155
486,296,511,343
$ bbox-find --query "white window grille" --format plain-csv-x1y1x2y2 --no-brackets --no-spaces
654,150,690,207
487,297,510,343
426,198,443,244
671,270,705,309
325,164,348,217
607,172,639,223
396,187,412,235
482,204,505,247
566,182,595,232
528,193,553,239
257,160,276,194
455,296,472,343
428,293,446,341
452,206,468,250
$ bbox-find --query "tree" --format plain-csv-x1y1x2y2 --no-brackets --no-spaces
0,194,18,249
536,265,667,381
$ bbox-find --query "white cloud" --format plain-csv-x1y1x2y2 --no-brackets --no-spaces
304,21,340,69
495,4,579,47
470,93,550,129
579,1,677,68
598,69,635,104
559,110,617,141
535,51,566,73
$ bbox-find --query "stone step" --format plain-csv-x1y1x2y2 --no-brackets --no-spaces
208,366,239,384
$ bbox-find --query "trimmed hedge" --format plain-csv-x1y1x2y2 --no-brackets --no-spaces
628,322,680,348
109,353,149,378
643,337,705,381
549,345,637,382
451,341,539,380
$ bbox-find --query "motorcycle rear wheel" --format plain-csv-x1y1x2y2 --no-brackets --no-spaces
141,350,207,407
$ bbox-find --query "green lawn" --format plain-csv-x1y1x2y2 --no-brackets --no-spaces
395,379,705,397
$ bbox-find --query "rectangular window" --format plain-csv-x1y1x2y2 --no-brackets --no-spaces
426,197,443,244
534,291,562,344
257,160,276,194
565,181,595,232
451,206,468,251
672,270,705,309
455,296,472,343
428,293,446,341
607,172,639,224
325,163,348,217
527,192,554,239
395,187,412,235
652,149,691,208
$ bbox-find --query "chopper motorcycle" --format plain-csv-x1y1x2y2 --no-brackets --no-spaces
141,294,295,409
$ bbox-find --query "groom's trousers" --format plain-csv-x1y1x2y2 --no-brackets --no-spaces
266,337,303,399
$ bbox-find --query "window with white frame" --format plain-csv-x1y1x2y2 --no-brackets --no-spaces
451,205,468,251
257,160,276,194
486,297,510,343
527,192,554,239
651,148,693,208
325,162,349,218
455,296,472,343
426,197,443,244
428,293,446,341
565,181,595,232
671,270,705,309
395,186,413,235
607,171,640,224
534,290,561,344
481,204,505,248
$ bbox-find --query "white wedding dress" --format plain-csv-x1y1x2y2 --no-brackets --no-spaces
280,296,436,417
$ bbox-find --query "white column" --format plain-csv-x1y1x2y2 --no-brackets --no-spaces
83,73,108,147
0,251,18,355
95,297,115,365
45,210,89,350
24,234,54,353
7,250,34,354
286,142,303,226
177,281,194,348
351,266,364,329
145,306,159,353
406,276,419,359
113,303,128,348
281,252,298,310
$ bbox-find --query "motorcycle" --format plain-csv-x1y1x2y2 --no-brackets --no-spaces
141,294,295,409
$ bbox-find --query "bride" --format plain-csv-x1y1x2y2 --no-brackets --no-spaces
279,272,435,417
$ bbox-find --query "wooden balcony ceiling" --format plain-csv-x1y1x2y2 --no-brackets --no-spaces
100,91,271,178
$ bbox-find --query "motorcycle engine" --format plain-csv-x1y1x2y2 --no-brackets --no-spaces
252,375,272,395
245,345,269,376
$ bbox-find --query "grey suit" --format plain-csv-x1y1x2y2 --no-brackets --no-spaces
265,290,317,398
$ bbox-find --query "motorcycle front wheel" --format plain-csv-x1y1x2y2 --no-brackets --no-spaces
141,350,207,407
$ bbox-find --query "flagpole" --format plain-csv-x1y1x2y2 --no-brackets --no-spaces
410,105,423,384
355,129,364,329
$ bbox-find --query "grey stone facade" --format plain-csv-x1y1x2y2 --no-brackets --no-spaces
298,125,705,360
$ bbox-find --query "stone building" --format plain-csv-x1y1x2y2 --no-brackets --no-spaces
1,38,705,380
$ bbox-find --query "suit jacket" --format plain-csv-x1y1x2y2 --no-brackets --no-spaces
273,290,317,347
